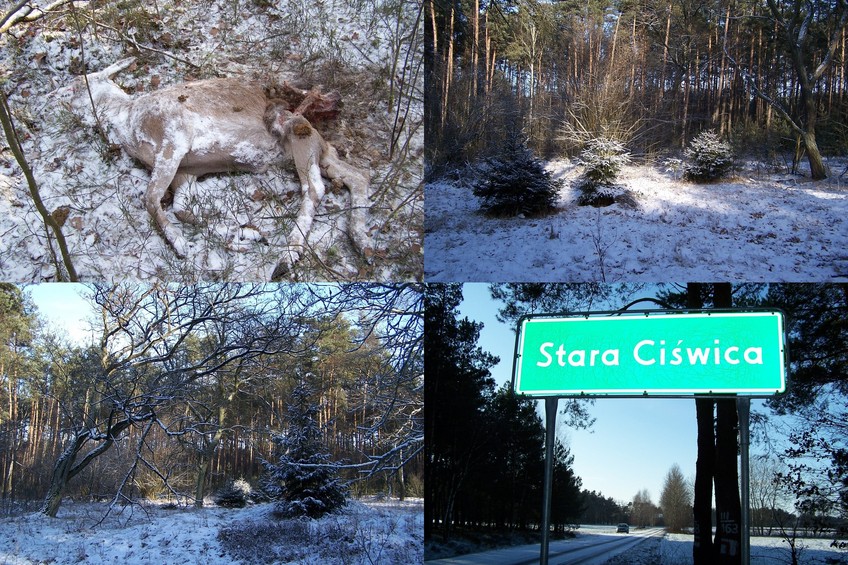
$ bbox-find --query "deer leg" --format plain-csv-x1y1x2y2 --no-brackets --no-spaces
320,144,372,258
146,146,189,258
170,173,200,225
289,151,326,262
271,136,326,279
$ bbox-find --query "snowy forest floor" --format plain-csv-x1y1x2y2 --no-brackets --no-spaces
0,0,423,282
425,156,848,282
0,496,423,564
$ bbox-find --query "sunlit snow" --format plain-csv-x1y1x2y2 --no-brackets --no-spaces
425,158,848,282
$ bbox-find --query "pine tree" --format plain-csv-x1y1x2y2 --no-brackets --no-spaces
261,379,347,519
473,128,560,217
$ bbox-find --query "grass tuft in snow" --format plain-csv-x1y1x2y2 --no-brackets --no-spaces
217,499,422,565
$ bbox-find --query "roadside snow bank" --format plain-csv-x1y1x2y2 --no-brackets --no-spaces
661,533,846,564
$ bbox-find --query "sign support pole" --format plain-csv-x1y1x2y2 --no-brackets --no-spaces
540,397,558,565
738,397,751,565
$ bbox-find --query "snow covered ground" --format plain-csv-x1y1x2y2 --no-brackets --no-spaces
0,0,423,282
0,496,423,564
658,533,847,565
425,157,848,282
426,525,847,564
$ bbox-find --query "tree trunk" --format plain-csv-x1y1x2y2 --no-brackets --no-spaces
397,445,406,501
195,459,209,507
471,0,479,97
42,415,135,517
196,419,228,506
714,399,742,564
41,431,88,517
713,283,742,565
694,399,715,564
691,283,715,565
803,129,828,180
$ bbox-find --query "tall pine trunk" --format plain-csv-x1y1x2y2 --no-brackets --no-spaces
714,399,742,564
712,283,742,565
690,283,715,565
694,397,716,564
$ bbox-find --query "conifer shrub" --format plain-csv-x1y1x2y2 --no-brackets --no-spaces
684,130,734,182
575,138,637,207
473,132,561,217
214,478,253,508
261,382,347,519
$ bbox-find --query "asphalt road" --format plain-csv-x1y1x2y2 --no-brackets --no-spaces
426,527,666,565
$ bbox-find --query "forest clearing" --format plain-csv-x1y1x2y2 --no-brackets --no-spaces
0,497,422,564
0,283,423,564
425,0,848,283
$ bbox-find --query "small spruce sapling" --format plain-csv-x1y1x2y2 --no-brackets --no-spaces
261,380,347,519
214,478,252,508
576,138,635,207
473,130,560,217
684,130,734,182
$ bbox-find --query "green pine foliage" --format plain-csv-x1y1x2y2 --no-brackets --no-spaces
426,286,585,538
684,131,734,182
579,138,631,186
473,133,560,217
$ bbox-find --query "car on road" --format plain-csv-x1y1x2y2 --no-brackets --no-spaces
616,523,630,533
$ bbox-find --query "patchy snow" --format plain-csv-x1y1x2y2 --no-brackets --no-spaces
425,157,848,282
0,0,423,282
0,496,423,564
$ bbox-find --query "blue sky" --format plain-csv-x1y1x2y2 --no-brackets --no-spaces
458,283,706,506
27,283,96,346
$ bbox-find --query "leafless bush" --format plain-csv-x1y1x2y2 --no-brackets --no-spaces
558,71,643,156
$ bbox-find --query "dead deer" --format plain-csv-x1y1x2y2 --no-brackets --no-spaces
56,57,371,278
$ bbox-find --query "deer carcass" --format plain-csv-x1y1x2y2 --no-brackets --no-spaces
58,57,371,278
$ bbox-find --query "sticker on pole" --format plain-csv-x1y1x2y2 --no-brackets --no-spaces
512,310,786,397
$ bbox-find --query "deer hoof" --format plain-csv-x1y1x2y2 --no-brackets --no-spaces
270,260,290,281
174,209,199,225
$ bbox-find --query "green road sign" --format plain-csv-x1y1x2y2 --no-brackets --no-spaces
513,310,786,397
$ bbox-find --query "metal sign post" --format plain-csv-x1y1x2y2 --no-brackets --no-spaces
541,397,557,565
